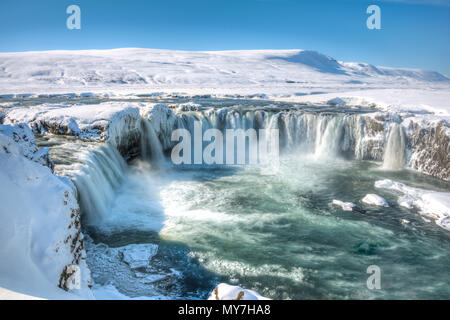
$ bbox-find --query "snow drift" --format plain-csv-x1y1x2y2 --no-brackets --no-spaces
0,124,93,299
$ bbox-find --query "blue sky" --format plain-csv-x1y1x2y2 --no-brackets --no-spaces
0,0,449,74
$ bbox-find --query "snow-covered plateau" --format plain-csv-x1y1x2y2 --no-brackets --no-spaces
0,48,449,299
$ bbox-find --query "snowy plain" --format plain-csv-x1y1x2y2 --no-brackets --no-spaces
0,48,449,113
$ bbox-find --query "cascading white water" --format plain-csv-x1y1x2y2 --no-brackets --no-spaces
71,120,165,226
73,144,128,224
314,116,345,159
75,107,385,226
173,109,356,161
71,107,408,229
382,123,406,170
140,119,165,164
72,105,450,301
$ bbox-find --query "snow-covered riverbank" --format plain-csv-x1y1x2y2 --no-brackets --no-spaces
0,124,93,299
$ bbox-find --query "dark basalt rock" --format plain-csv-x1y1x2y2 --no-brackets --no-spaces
409,122,450,181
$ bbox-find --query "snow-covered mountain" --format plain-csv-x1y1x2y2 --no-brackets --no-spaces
0,48,448,95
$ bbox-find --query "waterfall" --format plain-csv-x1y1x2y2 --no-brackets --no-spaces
314,116,345,159
140,119,165,164
72,144,127,224
68,105,415,228
138,105,410,170
169,109,362,162
73,107,402,224
382,123,406,170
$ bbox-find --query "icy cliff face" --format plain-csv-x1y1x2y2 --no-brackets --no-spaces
0,123,93,299
0,123,54,170
407,121,450,182
4,102,143,160
138,104,449,181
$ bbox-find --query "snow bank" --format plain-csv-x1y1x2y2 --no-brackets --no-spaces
0,123,54,170
5,102,143,159
0,124,93,299
361,194,389,207
375,179,422,197
284,89,450,118
208,283,270,300
5,102,139,139
375,179,450,230
0,287,44,300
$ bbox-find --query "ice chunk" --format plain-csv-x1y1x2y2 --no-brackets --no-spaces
120,244,158,269
362,194,389,207
398,196,414,209
332,199,355,211
134,272,168,284
375,179,450,231
375,179,422,198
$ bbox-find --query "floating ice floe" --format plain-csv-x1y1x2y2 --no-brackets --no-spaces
208,283,270,300
332,199,356,211
120,243,158,269
398,197,414,209
361,194,389,207
375,179,450,231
